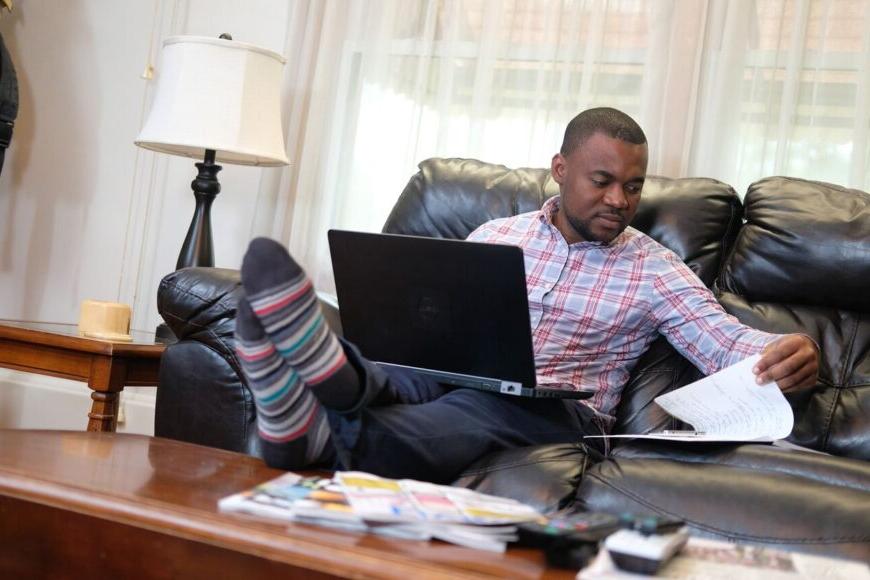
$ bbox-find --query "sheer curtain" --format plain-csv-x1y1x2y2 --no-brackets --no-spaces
271,0,870,293
690,0,870,195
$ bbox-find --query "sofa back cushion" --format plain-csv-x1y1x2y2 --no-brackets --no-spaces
384,158,742,286
632,177,742,286
383,158,554,240
717,177,870,459
719,176,869,312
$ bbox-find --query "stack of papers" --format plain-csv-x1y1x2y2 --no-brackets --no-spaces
586,354,795,442
218,471,542,552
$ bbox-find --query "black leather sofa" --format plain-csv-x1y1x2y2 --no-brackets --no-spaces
155,158,870,561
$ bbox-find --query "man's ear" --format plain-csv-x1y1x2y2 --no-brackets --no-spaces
551,153,565,184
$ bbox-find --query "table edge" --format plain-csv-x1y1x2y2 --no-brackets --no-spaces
0,323,164,357
0,467,495,580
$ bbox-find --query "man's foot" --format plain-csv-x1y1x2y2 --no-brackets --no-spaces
234,298,331,463
240,237,360,409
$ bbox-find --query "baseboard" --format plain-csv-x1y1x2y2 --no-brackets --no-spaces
0,369,155,435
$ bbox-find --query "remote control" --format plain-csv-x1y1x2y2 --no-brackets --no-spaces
604,527,689,575
516,512,621,549
619,513,685,535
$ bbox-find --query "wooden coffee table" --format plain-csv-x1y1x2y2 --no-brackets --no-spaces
0,320,165,432
0,430,575,579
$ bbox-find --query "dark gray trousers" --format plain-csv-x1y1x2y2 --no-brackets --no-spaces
315,340,606,483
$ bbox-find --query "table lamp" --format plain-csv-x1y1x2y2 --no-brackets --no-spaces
135,34,289,270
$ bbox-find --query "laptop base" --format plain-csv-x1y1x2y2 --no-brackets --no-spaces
376,362,593,400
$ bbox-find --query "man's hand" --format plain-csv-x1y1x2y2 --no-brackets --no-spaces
753,334,819,393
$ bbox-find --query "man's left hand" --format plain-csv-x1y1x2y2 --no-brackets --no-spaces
753,334,819,393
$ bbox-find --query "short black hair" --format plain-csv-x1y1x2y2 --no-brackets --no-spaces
560,107,646,156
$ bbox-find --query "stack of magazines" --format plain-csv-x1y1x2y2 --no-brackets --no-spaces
218,471,542,552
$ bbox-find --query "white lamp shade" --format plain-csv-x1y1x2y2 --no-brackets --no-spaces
135,36,289,166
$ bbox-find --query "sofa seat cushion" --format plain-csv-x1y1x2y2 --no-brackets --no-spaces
607,441,870,489
575,442,870,561
453,443,597,514
455,442,869,560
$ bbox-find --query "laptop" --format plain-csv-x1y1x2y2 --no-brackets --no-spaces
328,229,592,400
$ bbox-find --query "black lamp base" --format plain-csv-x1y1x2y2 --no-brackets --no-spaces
177,148,222,269
155,148,223,338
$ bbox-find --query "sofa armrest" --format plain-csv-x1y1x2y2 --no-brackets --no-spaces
316,291,342,336
155,268,343,457
155,267,257,454
157,267,241,343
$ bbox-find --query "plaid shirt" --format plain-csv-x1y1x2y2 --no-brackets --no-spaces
467,196,778,425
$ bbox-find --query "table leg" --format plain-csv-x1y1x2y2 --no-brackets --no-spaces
88,391,121,432
87,357,127,432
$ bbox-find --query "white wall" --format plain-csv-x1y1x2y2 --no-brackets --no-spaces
0,0,296,433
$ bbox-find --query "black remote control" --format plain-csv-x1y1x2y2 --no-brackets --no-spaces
619,513,685,535
516,512,622,549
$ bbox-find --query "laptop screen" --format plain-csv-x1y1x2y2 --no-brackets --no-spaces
328,230,537,387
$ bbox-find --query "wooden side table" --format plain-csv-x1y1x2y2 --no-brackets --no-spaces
0,320,165,432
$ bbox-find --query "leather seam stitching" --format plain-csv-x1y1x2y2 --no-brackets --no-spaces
720,199,736,275
820,315,857,451
717,200,744,293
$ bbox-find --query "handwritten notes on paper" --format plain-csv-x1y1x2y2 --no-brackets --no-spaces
586,354,795,442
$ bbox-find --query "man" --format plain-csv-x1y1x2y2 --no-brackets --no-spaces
234,108,819,483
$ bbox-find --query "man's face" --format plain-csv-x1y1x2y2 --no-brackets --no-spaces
550,132,648,244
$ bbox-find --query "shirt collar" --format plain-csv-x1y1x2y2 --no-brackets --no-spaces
538,196,628,249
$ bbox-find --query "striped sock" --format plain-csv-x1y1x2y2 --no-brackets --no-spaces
234,298,331,466
240,237,360,410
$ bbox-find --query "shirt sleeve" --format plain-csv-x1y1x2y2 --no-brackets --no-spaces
465,221,498,242
650,252,781,375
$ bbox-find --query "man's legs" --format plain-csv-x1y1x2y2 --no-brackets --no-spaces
350,392,597,483
331,340,603,483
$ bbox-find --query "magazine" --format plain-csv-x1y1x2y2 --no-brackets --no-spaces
218,471,541,552
578,537,870,579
